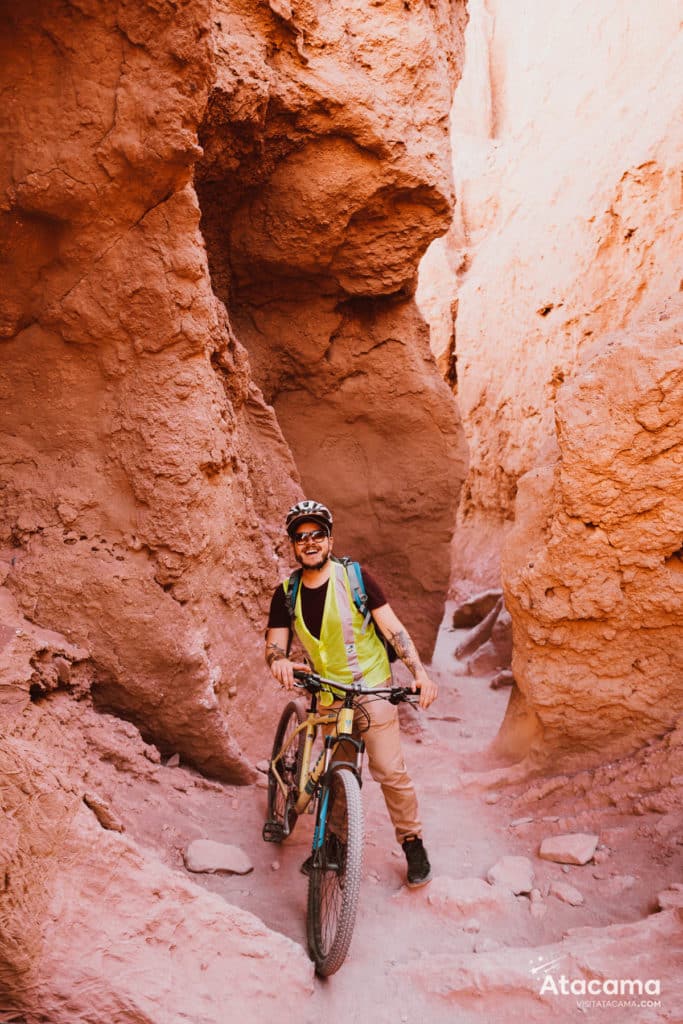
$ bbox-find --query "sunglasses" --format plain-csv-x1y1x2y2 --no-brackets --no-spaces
293,529,329,544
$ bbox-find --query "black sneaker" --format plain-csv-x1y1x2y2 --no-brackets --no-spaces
301,833,345,876
402,835,432,887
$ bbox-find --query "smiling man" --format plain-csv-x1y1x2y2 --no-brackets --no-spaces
264,499,437,887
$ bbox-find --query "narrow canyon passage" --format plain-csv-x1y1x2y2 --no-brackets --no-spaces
1,0,681,1020
86,614,682,1023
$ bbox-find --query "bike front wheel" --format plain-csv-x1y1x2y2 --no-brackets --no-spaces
307,766,363,976
265,700,305,840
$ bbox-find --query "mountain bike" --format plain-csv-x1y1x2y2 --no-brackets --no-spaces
262,668,418,976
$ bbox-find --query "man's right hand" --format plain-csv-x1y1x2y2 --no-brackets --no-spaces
269,658,309,690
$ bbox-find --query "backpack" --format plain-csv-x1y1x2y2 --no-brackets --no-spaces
285,556,398,663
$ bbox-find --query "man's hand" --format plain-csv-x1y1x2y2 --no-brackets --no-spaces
371,605,438,709
412,670,438,710
265,628,307,690
269,657,309,691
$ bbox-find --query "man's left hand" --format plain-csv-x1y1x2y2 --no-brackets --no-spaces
412,672,438,710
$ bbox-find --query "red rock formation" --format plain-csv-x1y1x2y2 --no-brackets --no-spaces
0,0,304,784
197,1,468,653
418,0,682,768
1,1,468,1017
501,306,683,768
419,0,683,596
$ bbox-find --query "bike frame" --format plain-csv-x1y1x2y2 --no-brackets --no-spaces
269,687,365,817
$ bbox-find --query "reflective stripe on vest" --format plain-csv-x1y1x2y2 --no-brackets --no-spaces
283,561,390,701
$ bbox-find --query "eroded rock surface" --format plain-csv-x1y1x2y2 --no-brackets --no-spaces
501,309,683,767
0,0,304,783
0,738,313,1021
197,0,469,654
1,1,468,1016
418,0,683,594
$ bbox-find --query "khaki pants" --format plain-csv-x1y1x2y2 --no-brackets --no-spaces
323,694,422,844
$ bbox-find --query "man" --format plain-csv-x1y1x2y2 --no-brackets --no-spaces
265,498,437,887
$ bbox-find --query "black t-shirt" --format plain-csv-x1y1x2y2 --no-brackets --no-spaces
267,566,387,641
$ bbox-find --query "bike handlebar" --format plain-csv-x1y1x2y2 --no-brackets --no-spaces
292,668,419,705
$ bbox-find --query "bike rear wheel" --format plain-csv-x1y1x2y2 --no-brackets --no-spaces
265,700,305,840
307,766,363,976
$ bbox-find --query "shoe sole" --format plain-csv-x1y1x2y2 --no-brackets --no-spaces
406,871,433,889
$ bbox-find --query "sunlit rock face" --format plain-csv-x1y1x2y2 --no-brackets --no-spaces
502,305,683,769
419,0,682,594
417,1,682,765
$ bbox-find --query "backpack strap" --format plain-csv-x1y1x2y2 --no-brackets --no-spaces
284,569,302,656
285,568,303,622
336,556,372,633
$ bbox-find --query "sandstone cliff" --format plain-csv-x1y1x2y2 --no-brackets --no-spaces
0,1,467,1017
418,0,683,766
419,0,682,592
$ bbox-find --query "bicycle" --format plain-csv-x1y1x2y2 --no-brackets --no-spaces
262,667,418,976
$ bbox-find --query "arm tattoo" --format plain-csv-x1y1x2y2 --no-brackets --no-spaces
266,641,287,668
388,629,423,679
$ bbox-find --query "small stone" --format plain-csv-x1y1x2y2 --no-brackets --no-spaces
530,899,547,919
166,753,181,768
510,817,534,827
549,880,584,906
255,759,269,774
487,856,535,894
271,860,280,871
474,936,501,953
83,793,125,833
562,865,571,874
463,918,481,933
427,876,511,916
54,656,71,684
459,728,473,738
539,833,599,865
231,798,239,810
606,874,636,894
658,886,683,910
484,793,500,804
184,840,253,875
228,686,238,698
593,848,610,864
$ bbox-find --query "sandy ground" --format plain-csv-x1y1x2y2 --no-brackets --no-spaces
107,611,682,1023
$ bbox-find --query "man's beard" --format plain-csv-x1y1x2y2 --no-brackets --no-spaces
295,549,330,571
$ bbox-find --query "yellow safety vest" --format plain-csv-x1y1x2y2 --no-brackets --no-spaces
284,560,390,705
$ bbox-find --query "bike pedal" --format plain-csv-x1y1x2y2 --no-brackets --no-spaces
262,820,286,842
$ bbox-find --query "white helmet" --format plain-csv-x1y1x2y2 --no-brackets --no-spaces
285,500,333,538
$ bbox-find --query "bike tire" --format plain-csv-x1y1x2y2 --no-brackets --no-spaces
306,766,363,976
266,700,306,838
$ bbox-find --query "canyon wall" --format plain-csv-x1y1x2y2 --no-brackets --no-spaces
419,0,682,593
418,0,683,766
0,1,466,1017
197,1,468,648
